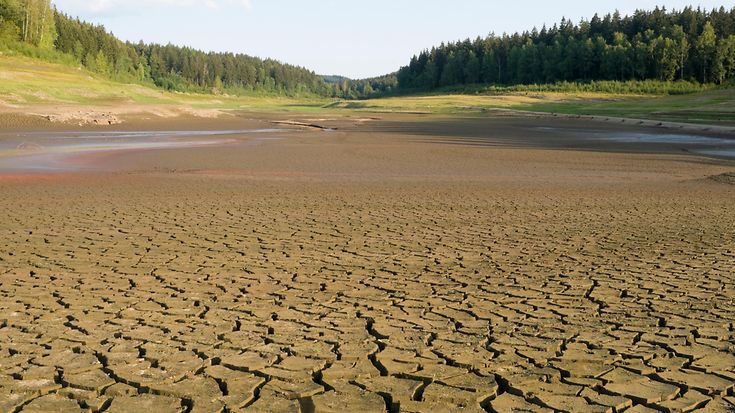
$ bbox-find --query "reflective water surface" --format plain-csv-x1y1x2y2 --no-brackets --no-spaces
0,129,287,172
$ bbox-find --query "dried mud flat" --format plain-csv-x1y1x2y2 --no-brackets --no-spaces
1,113,735,413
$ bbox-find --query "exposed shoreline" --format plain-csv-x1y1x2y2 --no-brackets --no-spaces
1,107,734,412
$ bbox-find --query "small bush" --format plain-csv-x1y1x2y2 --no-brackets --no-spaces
0,39,78,66
424,80,713,96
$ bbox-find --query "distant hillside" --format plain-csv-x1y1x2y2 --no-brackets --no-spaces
4,2,733,101
322,75,351,84
0,53,337,127
0,0,337,97
398,7,735,92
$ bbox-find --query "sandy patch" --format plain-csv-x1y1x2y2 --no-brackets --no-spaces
36,110,122,125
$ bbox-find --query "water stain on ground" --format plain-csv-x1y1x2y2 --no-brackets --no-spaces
0,129,288,172
709,172,735,184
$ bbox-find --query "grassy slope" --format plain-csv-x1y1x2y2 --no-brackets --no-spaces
2,53,734,125
0,55,331,112
339,90,735,125
516,89,735,125
329,92,630,113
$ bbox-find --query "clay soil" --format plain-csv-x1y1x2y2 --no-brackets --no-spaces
1,112,734,412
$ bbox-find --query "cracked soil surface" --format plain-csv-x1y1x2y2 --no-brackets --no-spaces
0,113,734,412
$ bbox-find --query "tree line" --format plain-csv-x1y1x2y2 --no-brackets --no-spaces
325,73,399,99
3,2,735,98
1,0,339,96
397,7,735,91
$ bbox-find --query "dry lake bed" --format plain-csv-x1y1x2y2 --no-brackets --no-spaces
1,113,734,412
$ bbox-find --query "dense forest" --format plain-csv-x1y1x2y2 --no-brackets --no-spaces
329,73,399,99
397,7,735,90
2,2,735,98
0,0,339,96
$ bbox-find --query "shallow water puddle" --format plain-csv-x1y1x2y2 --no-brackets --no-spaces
529,126,735,158
0,129,286,172
693,148,735,158
597,132,735,158
599,133,732,145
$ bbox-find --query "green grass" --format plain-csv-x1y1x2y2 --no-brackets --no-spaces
336,86,735,125
2,52,734,125
515,88,735,125
0,54,173,105
397,80,713,97
0,54,333,111
327,91,633,114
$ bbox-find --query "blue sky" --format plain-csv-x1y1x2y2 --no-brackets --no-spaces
51,0,731,78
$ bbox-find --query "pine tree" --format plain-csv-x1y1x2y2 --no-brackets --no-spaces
395,7,735,90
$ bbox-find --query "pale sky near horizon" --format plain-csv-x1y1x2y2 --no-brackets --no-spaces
51,1,732,79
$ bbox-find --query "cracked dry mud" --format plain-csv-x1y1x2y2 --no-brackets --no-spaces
1,118,735,413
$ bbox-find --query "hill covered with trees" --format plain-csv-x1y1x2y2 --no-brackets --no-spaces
2,2,735,99
397,7,735,91
0,0,335,96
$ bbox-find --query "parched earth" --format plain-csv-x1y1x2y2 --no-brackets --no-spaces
0,119,734,412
